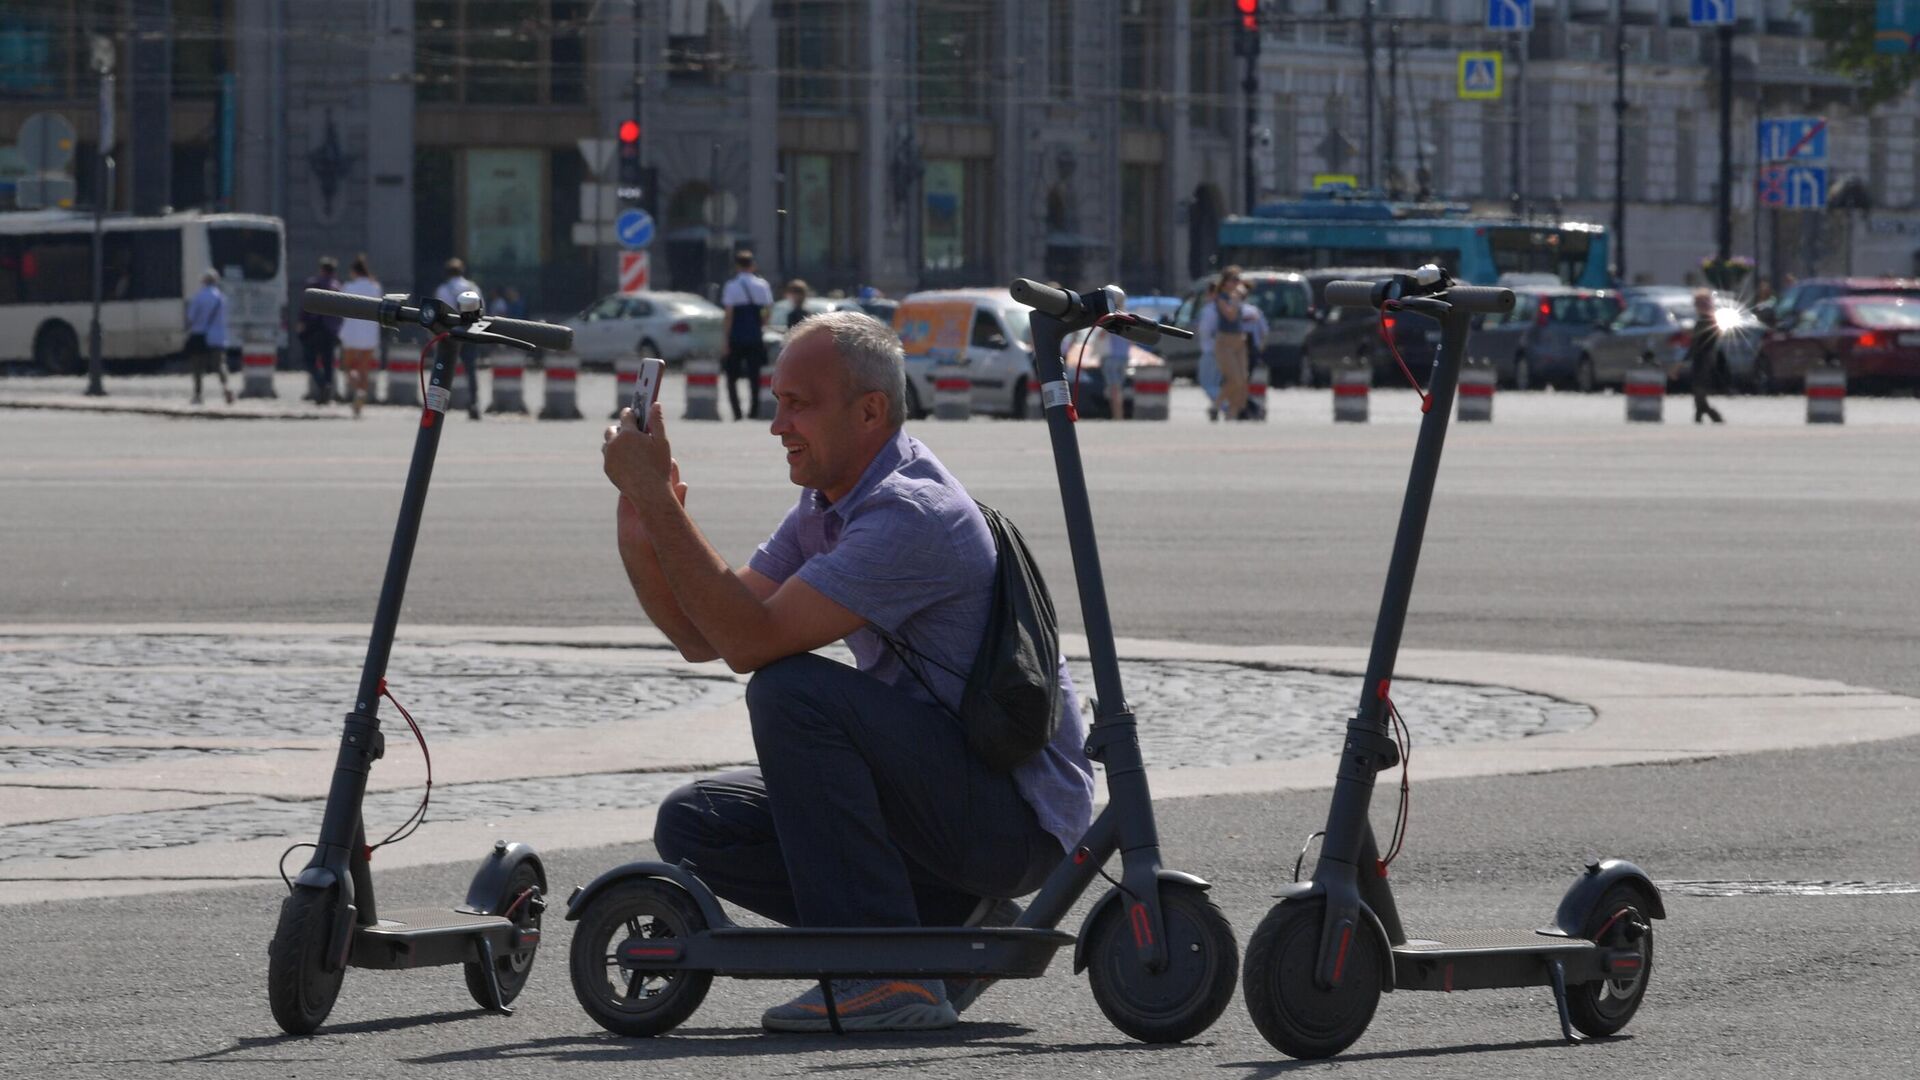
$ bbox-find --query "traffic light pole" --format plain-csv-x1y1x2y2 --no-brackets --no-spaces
1716,23,1733,264
1613,11,1627,283
86,69,115,398
1243,48,1258,213
1362,1,1377,191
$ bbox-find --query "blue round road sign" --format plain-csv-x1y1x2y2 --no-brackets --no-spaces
616,209,655,249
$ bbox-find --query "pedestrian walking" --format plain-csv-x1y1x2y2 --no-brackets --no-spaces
1684,288,1726,424
299,256,342,404
784,279,812,330
1195,265,1243,421
1207,281,1254,422
720,251,774,420
1102,296,1130,421
183,270,234,406
435,257,484,420
338,255,383,419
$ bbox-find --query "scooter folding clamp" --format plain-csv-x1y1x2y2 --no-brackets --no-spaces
1342,726,1401,773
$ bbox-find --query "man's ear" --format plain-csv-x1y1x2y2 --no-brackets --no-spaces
859,390,889,429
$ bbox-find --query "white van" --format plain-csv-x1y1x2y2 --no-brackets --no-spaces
892,289,1036,418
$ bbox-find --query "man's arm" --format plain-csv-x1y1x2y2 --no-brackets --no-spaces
615,495,781,662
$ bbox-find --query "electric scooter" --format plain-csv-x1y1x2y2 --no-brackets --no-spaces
1240,268,1665,1059
267,287,574,1036
563,278,1240,1042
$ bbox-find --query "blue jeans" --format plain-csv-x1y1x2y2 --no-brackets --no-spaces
653,654,1061,928
1198,348,1221,406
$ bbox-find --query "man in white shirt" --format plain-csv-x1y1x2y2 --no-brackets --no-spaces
720,251,774,420
434,257,483,420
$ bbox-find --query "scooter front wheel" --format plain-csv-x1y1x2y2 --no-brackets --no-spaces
1084,882,1239,1043
568,878,712,1037
267,887,347,1036
464,858,544,1011
1242,899,1382,1059
1566,882,1655,1038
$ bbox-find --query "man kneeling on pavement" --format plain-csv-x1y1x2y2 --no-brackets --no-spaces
601,310,1093,1033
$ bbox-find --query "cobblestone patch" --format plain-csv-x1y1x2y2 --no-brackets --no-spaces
0,633,1594,867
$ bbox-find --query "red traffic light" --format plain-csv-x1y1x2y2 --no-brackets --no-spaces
1237,0,1258,30
618,120,640,144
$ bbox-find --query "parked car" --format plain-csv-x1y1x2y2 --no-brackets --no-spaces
1571,288,1760,391
561,291,723,368
763,296,867,363
1755,295,1920,392
1467,287,1623,388
1159,272,1315,385
1061,326,1159,418
1760,276,1920,332
1299,267,1439,387
892,289,1036,418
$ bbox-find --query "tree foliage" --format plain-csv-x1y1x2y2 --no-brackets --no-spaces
1802,1,1920,106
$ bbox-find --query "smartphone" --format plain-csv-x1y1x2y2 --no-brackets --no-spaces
629,356,666,432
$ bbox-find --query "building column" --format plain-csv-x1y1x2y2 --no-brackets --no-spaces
366,0,415,294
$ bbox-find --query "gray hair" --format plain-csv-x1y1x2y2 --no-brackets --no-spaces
788,310,907,427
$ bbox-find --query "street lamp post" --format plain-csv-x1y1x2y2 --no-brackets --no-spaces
85,34,116,398
1612,8,1627,283
1716,23,1733,264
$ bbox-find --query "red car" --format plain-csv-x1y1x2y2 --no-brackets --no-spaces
1755,295,1920,392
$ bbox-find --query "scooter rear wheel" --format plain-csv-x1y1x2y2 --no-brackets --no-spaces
463,859,544,1011
267,887,347,1036
568,879,712,1037
1567,883,1655,1038
1242,899,1382,1059
1084,882,1239,1043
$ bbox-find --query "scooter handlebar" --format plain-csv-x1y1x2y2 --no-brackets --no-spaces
479,315,573,351
1442,286,1516,315
299,288,573,351
1009,278,1080,319
301,288,386,323
1321,280,1382,309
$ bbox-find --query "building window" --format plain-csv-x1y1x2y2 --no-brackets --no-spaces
776,0,850,110
1675,111,1696,203
1869,116,1888,206
1624,108,1648,202
171,0,230,101
1120,162,1165,290
783,151,860,283
0,0,119,99
921,157,992,279
1050,0,1073,101
668,0,737,87
416,0,590,105
919,1,991,118
1189,0,1232,135
1575,105,1598,201
1119,0,1165,127
464,148,546,275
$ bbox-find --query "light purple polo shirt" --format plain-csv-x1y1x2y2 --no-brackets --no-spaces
748,429,1094,852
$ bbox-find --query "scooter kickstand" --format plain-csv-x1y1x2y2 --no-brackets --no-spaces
819,979,844,1036
474,937,513,1015
1547,959,1578,1044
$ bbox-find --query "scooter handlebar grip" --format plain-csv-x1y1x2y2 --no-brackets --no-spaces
301,288,387,323
1009,278,1077,318
1444,286,1516,315
482,315,573,351
1322,280,1383,309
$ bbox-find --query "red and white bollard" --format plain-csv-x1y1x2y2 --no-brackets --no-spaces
385,350,421,407
488,361,527,414
757,371,776,419
539,353,582,420
683,359,721,420
1456,363,1495,422
1243,370,1268,421
613,356,639,418
1131,363,1170,421
1625,366,1665,423
1332,366,1370,423
1805,366,1846,424
237,343,277,399
932,364,971,420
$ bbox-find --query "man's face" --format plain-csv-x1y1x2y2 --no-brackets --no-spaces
768,330,880,495
1695,295,1714,318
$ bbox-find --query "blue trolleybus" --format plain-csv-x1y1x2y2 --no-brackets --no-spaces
1217,194,1611,287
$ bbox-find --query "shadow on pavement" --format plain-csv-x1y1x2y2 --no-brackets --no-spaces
1219,1034,1630,1075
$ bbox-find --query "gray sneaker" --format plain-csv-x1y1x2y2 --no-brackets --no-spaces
762,978,956,1034
945,898,1024,1014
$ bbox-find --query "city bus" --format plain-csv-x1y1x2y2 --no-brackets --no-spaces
0,210,286,373
1216,195,1611,288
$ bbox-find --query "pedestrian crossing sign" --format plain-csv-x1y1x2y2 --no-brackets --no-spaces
1458,52,1502,100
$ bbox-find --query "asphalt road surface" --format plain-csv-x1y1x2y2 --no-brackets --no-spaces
4,390,1919,1077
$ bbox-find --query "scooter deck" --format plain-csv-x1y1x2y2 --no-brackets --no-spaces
619,925,1078,980
1393,929,1605,992
351,907,518,971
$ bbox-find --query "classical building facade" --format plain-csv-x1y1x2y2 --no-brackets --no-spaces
6,1,1920,312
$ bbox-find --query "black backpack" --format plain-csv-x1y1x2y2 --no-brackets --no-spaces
883,502,1062,772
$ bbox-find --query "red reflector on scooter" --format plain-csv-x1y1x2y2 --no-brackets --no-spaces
619,942,683,963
